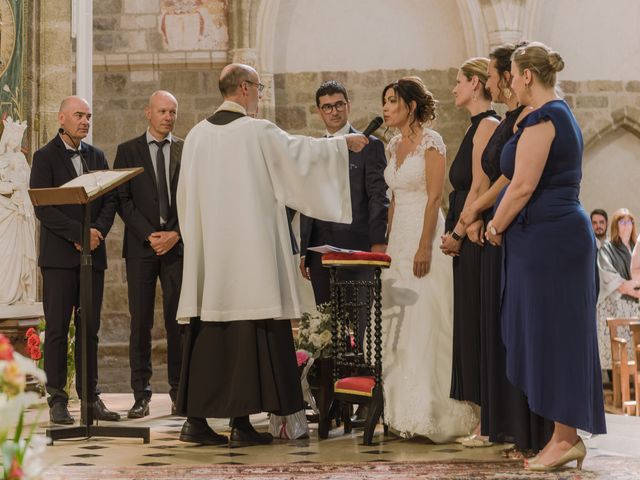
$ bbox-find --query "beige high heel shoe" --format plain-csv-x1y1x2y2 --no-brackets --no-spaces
525,438,586,472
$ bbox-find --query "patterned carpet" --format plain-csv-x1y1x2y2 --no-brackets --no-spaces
47,456,640,479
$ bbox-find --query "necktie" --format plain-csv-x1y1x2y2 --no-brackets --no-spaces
151,140,170,224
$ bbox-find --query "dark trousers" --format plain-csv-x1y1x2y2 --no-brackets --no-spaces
126,249,183,402
42,267,104,407
307,252,372,345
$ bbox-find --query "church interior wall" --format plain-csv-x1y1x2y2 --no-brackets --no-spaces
8,0,636,393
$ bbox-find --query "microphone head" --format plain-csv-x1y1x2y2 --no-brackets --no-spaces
362,116,384,137
58,127,65,135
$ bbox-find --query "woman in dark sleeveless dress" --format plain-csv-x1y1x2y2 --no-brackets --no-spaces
459,43,554,455
441,58,498,424
486,42,606,471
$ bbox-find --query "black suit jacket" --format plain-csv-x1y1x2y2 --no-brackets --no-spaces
30,135,117,270
114,133,183,258
300,128,388,258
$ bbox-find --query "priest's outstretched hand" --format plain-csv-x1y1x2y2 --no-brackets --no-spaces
345,133,368,153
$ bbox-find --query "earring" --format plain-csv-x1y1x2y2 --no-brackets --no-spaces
503,88,512,100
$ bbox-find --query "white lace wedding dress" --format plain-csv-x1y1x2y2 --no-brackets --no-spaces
381,127,478,442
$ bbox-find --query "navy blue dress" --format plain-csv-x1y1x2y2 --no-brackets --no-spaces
480,106,553,451
498,100,606,434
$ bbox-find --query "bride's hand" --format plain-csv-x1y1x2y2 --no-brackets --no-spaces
413,246,432,278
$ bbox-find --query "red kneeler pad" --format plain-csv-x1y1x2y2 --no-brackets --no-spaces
321,251,391,268
334,376,376,397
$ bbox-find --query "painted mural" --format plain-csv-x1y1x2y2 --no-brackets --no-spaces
160,0,229,52
0,0,23,122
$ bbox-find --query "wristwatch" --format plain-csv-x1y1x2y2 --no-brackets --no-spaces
451,231,462,241
488,223,499,236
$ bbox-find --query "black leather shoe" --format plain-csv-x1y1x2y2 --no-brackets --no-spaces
179,419,227,445
127,398,150,419
82,397,121,422
49,402,74,425
351,405,369,428
229,427,273,448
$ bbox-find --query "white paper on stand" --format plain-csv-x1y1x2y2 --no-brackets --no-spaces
306,244,366,254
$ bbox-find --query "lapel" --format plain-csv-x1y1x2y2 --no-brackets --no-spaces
53,135,82,179
136,134,158,196
169,139,182,184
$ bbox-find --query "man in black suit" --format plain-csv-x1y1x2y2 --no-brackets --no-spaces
300,81,388,331
30,96,120,424
114,91,184,418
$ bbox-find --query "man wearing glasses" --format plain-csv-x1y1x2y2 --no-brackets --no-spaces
174,64,369,447
299,81,388,337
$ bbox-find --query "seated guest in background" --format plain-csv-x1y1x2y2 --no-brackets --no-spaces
299,80,388,341
114,90,184,418
591,209,608,249
596,208,640,375
30,96,119,424
633,234,640,280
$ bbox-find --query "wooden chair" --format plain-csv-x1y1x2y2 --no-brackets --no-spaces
629,322,640,416
607,317,638,413
319,251,391,445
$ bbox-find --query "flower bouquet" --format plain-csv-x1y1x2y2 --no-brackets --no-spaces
0,334,47,480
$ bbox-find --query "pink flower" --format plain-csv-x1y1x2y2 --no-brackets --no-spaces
8,458,23,480
27,334,40,348
0,334,14,360
25,327,36,338
30,345,42,361
296,350,310,367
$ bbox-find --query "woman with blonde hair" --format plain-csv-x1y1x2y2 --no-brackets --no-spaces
441,58,499,437
486,42,606,471
597,208,640,372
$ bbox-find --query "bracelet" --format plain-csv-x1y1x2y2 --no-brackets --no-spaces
451,231,462,242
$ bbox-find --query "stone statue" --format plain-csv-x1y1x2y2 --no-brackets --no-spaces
0,117,36,305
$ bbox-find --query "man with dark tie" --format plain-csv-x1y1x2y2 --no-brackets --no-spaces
114,90,184,418
299,81,389,332
30,96,120,424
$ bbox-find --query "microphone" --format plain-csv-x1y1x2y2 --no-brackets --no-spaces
362,116,383,137
59,128,91,174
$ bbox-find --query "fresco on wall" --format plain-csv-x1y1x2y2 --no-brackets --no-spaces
160,0,229,52
0,0,23,122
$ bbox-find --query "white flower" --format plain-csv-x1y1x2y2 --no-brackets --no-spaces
2,84,11,93
318,330,332,346
309,333,322,348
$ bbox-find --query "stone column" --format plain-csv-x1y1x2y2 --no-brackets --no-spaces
35,0,73,149
479,0,527,49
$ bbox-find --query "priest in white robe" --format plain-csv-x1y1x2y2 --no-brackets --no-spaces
175,63,369,447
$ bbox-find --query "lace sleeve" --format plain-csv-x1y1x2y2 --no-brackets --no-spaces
418,128,446,157
386,134,401,158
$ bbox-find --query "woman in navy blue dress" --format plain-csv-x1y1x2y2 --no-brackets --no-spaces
486,42,606,471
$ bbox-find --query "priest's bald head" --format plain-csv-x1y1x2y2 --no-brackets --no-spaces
219,63,263,117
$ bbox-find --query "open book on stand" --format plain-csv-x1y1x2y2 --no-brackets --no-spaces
28,167,143,206
307,244,366,255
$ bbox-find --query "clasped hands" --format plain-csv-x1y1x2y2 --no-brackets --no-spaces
148,231,180,256
74,228,103,252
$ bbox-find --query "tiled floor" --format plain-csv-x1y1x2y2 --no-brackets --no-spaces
25,394,640,474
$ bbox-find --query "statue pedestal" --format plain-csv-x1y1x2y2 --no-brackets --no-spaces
0,303,44,356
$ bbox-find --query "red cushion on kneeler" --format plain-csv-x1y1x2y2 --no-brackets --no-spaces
334,376,375,397
322,252,391,268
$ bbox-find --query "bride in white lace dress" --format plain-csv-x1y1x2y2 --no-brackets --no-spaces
380,77,478,442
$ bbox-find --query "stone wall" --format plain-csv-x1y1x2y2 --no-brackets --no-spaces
91,0,228,394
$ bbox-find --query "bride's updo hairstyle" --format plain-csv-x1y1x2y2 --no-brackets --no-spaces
382,76,437,134
459,57,492,101
512,41,565,88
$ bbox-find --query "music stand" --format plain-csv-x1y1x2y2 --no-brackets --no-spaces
29,167,150,444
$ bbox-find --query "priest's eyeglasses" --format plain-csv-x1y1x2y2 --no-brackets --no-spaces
244,80,265,93
319,101,348,113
